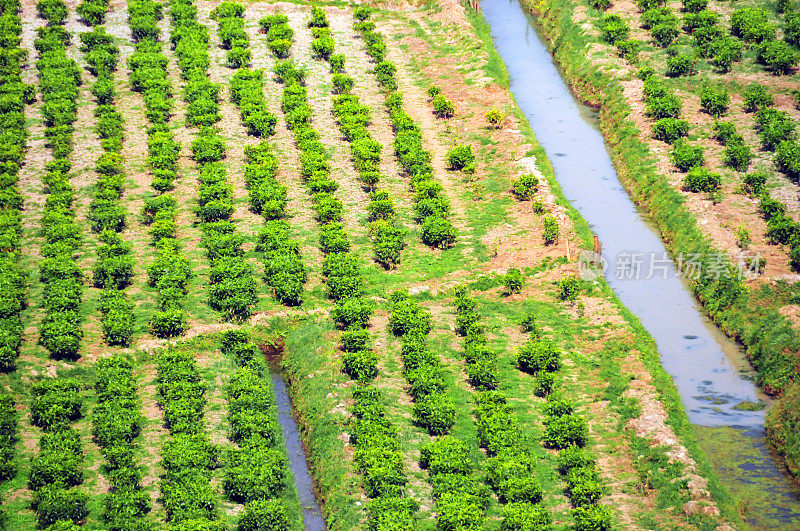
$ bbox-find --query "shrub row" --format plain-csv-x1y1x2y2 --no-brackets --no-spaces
247,143,307,305
0,394,17,483
80,22,136,347
259,13,293,59
127,0,191,338
710,121,752,173
29,378,89,528
156,349,219,525
749,101,800,269
35,5,86,361
389,290,487,529
210,1,250,68
174,0,256,322
219,330,295,530
517,309,611,529
33,22,88,527
453,287,551,529
389,291,455,435
316,11,406,268
77,0,108,26
92,356,149,529
354,8,458,250
0,0,30,371
230,67,277,137
220,8,305,306
638,70,709,176
270,36,374,323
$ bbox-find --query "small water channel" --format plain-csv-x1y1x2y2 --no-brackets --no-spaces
269,368,326,530
478,0,800,526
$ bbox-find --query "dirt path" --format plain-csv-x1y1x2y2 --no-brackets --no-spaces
136,362,167,525
17,0,47,358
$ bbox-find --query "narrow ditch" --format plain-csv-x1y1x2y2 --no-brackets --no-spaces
260,342,326,531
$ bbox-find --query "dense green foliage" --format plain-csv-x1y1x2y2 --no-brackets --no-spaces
92,356,149,528
175,0,256,322
29,377,88,527
81,15,135,347
129,0,190,338
35,0,85,361
219,331,296,530
157,349,219,524
0,0,29,372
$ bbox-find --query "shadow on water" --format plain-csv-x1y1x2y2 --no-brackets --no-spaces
260,342,326,531
477,0,800,525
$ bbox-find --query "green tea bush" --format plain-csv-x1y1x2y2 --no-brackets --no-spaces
683,167,721,192
723,140,753,172
512,173,539,199
671,140,704,171
431,94,454,118
543,215,559,245
413,394,455,435
731,7,776,43
238,499,290,531
757,40,800,74
598,14,630,44
573,504,613,531
543,413,588,449
517,339,560,373
446,145,475,171
756,108,797,150
776,140,800,181
700,84,728,117
742,171,767,196
665,52,695,76
343,350,378,381
743,83,774,112
504,268,524,294
500,502,551,530
652,118,688,143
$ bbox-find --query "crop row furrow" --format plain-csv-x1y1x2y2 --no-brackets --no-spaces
310,7,406,269
388,290,489,529
79,3,135,347
352,7,458,250
213,2,307,307
128,0,191,340
172,0,257,323
0,0,30,373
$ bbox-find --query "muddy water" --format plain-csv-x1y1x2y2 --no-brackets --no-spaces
479,0,800,525
270,371,326,530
